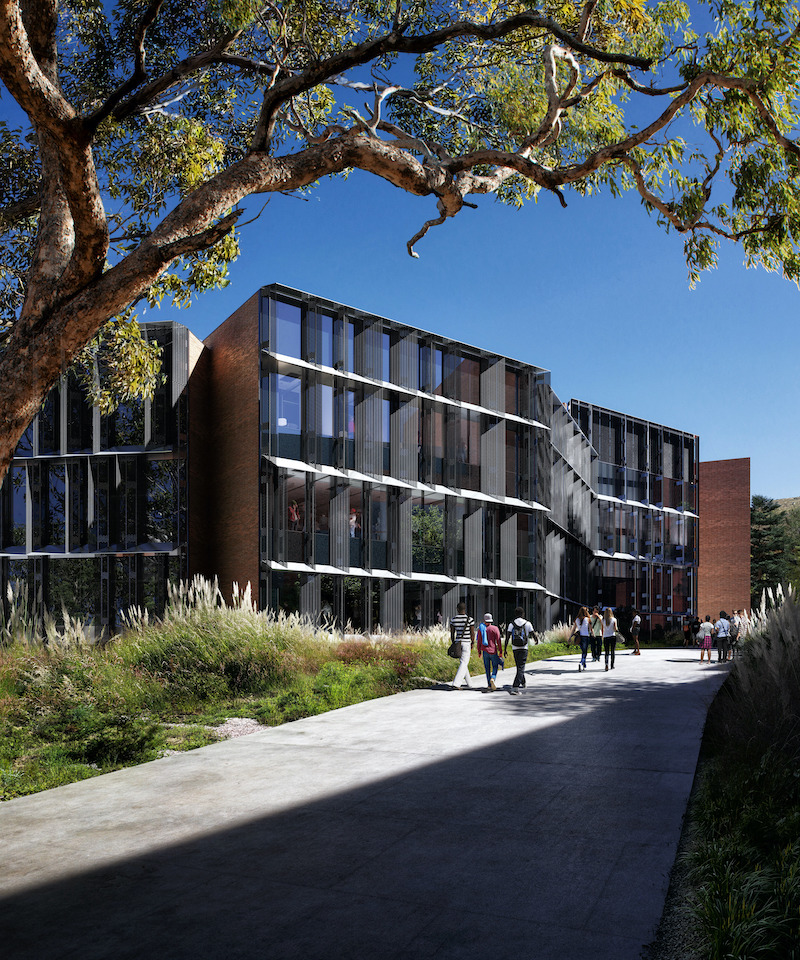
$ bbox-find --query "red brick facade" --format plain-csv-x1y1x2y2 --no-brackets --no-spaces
698,458,751,617
188,293,261,603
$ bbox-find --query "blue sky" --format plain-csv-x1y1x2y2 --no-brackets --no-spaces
149,168,800,500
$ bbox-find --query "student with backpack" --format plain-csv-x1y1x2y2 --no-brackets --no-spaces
504,606,533,693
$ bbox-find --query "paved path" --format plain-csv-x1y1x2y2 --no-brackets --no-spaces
0,650,728,960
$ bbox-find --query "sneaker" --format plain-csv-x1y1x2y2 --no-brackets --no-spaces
489,680,497,691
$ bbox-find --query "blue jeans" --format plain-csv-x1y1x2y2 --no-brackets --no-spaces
483,652,501,684
579,635,589,665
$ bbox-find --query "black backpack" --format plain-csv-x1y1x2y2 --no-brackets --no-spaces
729,618,740,641
511,621,527,646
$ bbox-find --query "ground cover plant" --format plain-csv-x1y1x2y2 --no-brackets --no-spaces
0,577,573,799
686,587,800,960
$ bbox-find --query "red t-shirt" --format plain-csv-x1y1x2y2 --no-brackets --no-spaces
478,623,502,655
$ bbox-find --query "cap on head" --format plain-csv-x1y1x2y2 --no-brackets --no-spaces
484,613,493,622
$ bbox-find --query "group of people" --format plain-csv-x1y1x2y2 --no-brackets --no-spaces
449,602,534,694
569,605,633,672
694,610,747,664
449,601,630,693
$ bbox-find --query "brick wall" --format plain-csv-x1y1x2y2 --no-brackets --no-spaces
192,293,261,604
698,458,751,617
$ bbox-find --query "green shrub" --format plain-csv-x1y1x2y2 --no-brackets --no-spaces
689,588,800,959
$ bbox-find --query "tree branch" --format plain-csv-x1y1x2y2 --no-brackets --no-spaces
87,0,166,129
250,10,653,151
106,27,244,123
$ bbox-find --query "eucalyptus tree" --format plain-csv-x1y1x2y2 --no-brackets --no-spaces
2,0,800,485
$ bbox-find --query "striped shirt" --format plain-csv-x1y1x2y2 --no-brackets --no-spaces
450,614,474,641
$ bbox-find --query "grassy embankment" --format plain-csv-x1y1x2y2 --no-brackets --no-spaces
0,579,570,800
682,588,800,959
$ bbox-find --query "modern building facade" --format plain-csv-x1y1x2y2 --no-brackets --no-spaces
0,323,201,632
1,285,706,637
190,284,700,635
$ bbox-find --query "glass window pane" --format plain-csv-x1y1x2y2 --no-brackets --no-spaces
47,464,66,550
67,373,93,453
286,471,306,562
275,300,302,358
319,312,334,367
145,459,179,545
382,331,390,382
15,424,33,458
275,374,302,460
5,465,27,549
346,321,355,372
48,558,99,624
69,461,88,551
40,389,60,454
369,486,389,570
314,475,331,564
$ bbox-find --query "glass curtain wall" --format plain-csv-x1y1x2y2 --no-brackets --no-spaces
0,323,188,632
570,399,699,633
260,285,552,631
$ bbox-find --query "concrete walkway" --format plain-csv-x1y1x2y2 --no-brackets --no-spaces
0,649,728,960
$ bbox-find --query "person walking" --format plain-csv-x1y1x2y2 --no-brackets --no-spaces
715,611,731,663
630,608,642,655
449,601,476,689
729,609,742,659
477,613,503,691
570,606,592,671
590,606,603,662
504,606,533,693
697,615,715,664
602,607,619,670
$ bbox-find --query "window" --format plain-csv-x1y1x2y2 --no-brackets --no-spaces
144,459,180,546
318,311,334,367
5,465,27,550
14,424,33,458
40,389,60,454
274,373,302,460
411,493,445,574
314,475,331,564
316,382,334,465
368,486,389,569
275,299,302,358
68,461,88,551
48,558,99,624
382,397,391,472
46,464,66,550
285,470,306,563
104,399,145,448
381,331,390,382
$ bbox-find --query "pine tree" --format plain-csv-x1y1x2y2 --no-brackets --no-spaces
751,495,789,607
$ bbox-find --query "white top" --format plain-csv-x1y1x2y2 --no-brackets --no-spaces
602,617,618,638
507,617,533,649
